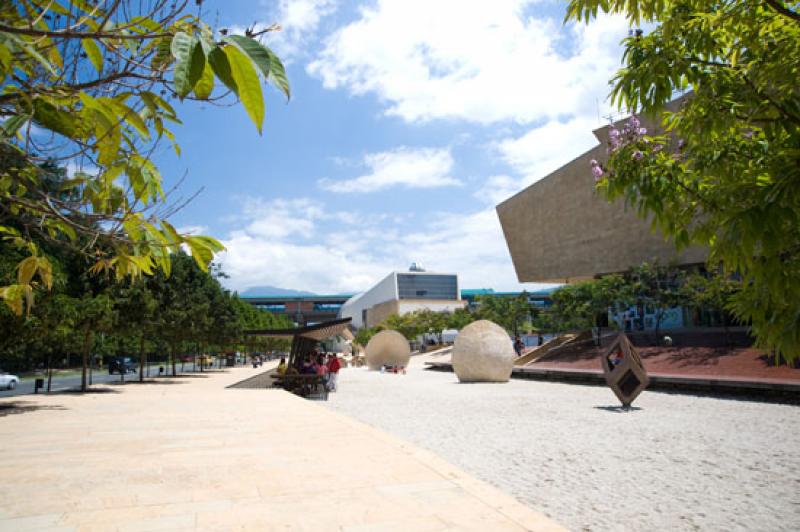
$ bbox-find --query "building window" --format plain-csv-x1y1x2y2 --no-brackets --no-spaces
397,274,457,300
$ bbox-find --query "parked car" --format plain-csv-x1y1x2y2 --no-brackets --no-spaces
108,356,138,375
0,371,19,390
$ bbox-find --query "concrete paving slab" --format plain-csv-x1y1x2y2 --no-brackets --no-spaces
0,368,563,531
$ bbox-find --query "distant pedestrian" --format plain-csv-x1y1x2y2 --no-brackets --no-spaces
513,335,524,356
327,354,341,392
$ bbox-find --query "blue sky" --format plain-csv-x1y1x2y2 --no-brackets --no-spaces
157,0,630,295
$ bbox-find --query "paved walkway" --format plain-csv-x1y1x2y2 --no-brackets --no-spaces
0,368,563,531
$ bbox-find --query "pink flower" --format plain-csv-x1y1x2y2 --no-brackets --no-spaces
638,127,647,135
632,150,643,161
592,165,604,181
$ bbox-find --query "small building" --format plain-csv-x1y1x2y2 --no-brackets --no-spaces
339,267,466,329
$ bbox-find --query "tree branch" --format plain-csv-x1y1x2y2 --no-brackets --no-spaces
0,24,173,40
763,0,800,23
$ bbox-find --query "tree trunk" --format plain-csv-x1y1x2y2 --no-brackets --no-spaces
654,309,663,347
139,336,145,383
46,354,53,393
171,346,177,376
81,329,93,392
722,311,732,348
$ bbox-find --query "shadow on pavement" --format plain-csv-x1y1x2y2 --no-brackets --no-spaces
0,401,68,417
593,405,643,413
51,387,121,395
107,379,187,386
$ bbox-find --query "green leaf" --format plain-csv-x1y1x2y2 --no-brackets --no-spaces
264,45,290,100
193,61,215,100
17,256,38,285
0,113,28,139
207,45,238,94
82,39,103,73
171,32,205,98
224,45,264,133
32,98,76,138
223,35,271,79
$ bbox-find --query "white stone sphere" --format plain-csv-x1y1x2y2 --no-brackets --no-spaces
365,330,411,370
452,320,515,382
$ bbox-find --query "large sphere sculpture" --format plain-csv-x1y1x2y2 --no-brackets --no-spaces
452,320,515,382
365,330,411,370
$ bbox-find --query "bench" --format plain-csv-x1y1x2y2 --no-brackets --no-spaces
270,374,329,400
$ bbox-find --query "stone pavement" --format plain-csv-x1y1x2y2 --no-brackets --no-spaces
0,367,563,531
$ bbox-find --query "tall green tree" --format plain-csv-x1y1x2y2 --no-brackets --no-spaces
383,312,425,340
475,292,533,336
73,292,115,391
567,0,800,360
0,0,290,315
113,279,159,382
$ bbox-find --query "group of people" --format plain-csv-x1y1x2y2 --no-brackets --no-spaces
276,349,342,392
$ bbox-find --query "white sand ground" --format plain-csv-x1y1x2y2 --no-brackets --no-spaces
325,357,800,532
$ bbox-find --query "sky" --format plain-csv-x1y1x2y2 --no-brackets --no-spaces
158,0,631,296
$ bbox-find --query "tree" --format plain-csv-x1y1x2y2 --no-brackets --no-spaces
382,313,424,340
625,263,685,345
73,292,115,391
475,292,533,336
446,307,476,330
683,271,741,347
0,1,290,315
113,279,159,382
354,325,383,348
567,0,800,360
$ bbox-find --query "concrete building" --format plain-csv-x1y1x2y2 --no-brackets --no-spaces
339,268,466,329
496,104,707,284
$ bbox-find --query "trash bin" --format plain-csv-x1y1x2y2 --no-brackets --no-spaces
34,378,45,393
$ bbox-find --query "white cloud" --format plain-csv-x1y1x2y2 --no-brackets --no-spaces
217,194,556,294
497,115,600,179
231,0,338,60
473,175,525,205
307,0,628,124
236,197,324,240
319,147,461,193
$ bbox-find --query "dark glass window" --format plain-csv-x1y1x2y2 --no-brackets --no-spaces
397,274,457,300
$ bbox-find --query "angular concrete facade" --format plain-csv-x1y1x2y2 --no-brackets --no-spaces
496,109,707,283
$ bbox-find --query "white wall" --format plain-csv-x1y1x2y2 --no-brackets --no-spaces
339,272,398,328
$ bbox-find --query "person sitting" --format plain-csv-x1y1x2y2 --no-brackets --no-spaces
300,356,316,375
316,354,328,377
276,356,287,375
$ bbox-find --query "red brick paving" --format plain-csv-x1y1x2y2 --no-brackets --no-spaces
533,346,800,382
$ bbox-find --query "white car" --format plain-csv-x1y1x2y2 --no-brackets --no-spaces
0,372,19,390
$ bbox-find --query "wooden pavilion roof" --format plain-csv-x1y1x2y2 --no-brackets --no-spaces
244,317,352,342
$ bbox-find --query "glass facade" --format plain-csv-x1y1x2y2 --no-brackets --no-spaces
397,274,458,300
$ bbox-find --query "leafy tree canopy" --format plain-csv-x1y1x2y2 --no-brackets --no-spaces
0,0,289,315
567,0,800,359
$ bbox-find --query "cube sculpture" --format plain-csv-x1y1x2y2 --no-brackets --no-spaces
601,333,649,407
